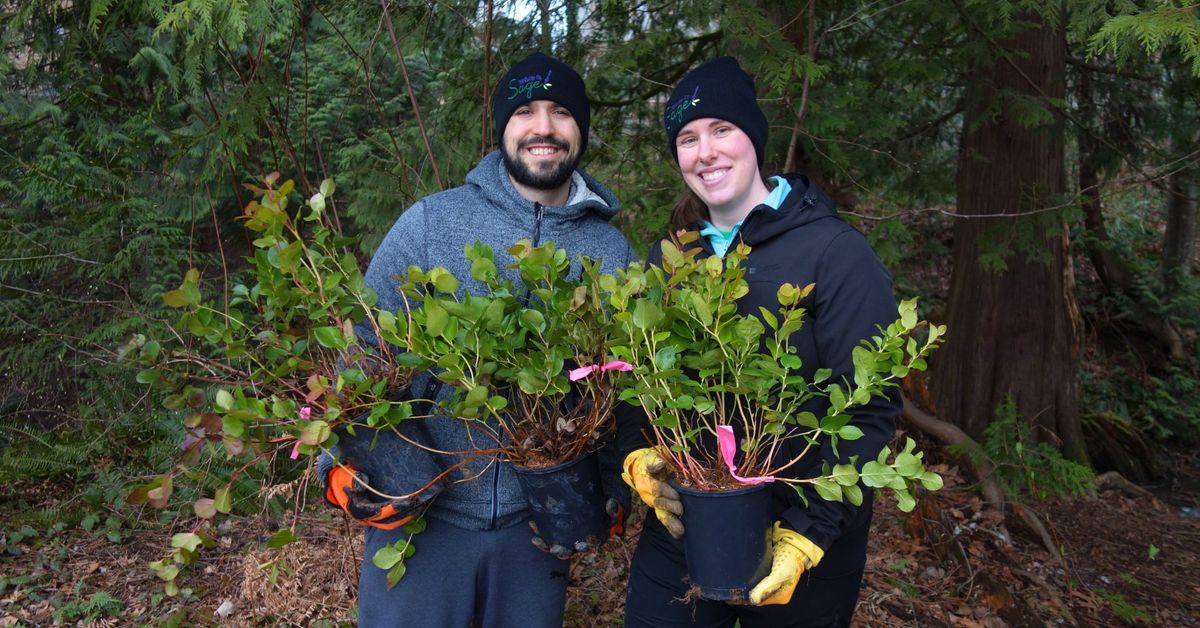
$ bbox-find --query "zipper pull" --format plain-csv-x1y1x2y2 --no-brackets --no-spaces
532,202,544,246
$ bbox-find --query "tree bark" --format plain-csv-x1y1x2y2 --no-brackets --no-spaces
536,0,552,53
1162,165,1198,291
933,12,1086,462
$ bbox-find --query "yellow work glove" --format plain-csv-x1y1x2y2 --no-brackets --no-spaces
748,522,825,606
621,448,685,538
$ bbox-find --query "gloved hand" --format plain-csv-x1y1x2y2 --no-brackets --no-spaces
323,465,440,530
621,448,684,538
748,522,825,605
530,497,626,560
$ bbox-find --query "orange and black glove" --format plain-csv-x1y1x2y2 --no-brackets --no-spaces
323,465,439,530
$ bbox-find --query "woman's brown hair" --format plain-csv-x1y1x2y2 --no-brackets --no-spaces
668,187,709,232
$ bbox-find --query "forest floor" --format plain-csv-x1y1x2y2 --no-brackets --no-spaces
3,442,1199,627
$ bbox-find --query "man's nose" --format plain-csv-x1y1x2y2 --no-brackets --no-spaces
531,110,555,136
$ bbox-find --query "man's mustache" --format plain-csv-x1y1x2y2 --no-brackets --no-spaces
518,136,570,151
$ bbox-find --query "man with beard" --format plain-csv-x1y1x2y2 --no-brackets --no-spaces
319,52,634,627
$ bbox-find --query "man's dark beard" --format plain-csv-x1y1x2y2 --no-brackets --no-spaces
502,137,579,191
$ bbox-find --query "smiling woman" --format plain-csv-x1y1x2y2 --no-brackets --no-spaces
622,56,906,628
674,118,770,230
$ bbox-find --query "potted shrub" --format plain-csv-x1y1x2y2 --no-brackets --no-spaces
605,235,945,600
388,240,626,550
125,175,437,591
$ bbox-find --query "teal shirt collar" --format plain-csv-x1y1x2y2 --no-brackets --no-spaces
700,176,792,258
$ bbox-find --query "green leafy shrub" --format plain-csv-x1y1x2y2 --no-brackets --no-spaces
395,240,621,467
605,233,944,510
966,397,1095,501
124,175,431,593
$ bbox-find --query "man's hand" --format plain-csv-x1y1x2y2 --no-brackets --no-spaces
747,522,825,605
621,448,684,538
530,497,625,560
323,465,439,530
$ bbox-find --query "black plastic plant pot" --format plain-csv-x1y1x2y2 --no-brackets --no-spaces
512,450,610,550
673,481,773,602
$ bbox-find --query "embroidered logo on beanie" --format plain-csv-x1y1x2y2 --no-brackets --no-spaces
508,70,553,100
665,85,700,125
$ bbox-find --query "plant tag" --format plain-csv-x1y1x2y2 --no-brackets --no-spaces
716,425,775,485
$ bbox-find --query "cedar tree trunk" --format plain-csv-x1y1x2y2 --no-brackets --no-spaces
933,13,1086,461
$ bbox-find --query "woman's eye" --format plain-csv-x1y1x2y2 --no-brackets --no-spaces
714,126,732,136
677,136,696,147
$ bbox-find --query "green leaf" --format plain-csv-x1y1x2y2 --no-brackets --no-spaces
320,178,336,197
222,415,244,438
386,562,407,589
831,463,859,486
895,489,916,512
313,326,346,349
860,461,894,488
402,516,427,535
650,412,679,430
918,471,943,491
813,478,843,502
632,299,664,330
654,346,678,371
899,299,918,329
162,289,189,308
793,411,819,428
171,532,202,552
136,368,160,385
429,268,459,294
214,487,232,514
372,547,405,571
266,528,296,548
894,452,923,476
425,302,448,337
300,420,331,446
844,484,864,506
839,425,864,440
193,498,216,519
215,389,233,411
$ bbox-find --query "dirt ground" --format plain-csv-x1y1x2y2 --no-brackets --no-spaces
2,449,1198,627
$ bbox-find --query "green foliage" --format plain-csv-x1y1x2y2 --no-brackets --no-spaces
53,588,124,624
607,235,944,510
1082,365,1200,443
124,176,428,593
1095,587,1153,624
1088,3,1200,76
966,397,1095,501
399,240,619,466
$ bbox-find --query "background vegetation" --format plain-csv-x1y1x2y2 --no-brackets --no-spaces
1,0,1197,623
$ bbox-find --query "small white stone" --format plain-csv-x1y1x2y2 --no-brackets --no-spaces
216,600,235,618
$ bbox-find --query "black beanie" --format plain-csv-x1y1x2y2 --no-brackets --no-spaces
493,52,590,156
663,57,767,166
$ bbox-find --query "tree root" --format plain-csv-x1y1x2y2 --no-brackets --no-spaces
1093,470,1152,498
901,394,1063,563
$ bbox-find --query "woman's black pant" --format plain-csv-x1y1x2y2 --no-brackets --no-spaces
624,512,871,628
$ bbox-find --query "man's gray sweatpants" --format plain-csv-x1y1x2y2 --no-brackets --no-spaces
358,517,570,627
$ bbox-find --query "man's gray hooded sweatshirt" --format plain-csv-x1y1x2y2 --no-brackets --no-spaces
321,150,635,531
